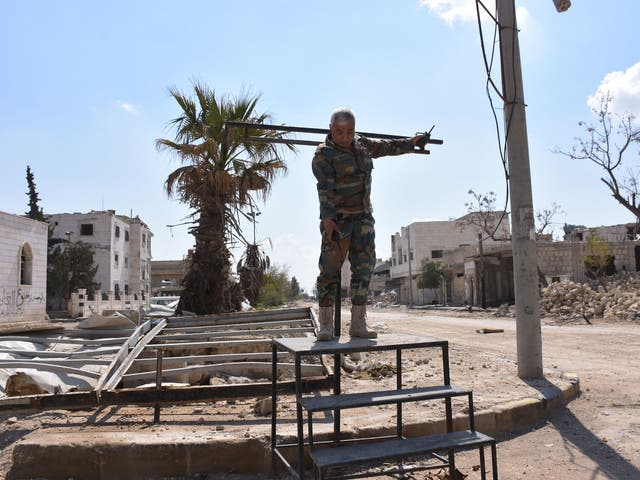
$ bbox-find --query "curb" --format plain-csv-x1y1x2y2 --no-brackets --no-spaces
8,375,580,479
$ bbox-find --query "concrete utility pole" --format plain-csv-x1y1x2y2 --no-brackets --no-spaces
497,0,543,378
407,225,413,307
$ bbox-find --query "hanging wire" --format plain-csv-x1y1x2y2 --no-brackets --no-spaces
474,0,515,241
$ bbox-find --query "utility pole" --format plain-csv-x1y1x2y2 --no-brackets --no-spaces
65,231,73,312
478,232,486,309
407,225,413,307
498,0,543,378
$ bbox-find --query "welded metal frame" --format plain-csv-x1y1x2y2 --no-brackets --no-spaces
270,334,452,479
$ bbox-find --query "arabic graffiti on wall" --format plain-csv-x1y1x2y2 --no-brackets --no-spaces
0,287,45,317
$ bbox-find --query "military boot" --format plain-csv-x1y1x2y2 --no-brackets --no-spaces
349,305,377,339
316,306,334,341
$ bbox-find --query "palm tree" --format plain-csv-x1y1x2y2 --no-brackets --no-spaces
156,82,292,314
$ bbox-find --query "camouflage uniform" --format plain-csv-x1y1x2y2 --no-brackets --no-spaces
313,133,414,307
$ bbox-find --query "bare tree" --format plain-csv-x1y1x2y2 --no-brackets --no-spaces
556,93,640,221
458,189,509,240
535,202,565,240
457,189,509,308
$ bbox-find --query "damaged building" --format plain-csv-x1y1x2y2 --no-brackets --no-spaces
48,210,153,304
388,213,511,306
0,211,49,333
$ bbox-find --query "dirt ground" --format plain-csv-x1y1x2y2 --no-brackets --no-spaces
0,307,638,479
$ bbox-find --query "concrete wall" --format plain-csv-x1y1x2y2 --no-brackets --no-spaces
538,239,640,284
0,211,48,328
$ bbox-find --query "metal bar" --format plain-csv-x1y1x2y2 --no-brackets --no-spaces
0,376,332,413
480,445,487,480
333,352,341,446
0,358,111,366
102,319,167,391
162,319,312,333
132,352,293,368
244,136,431,154
153,348,163,423
96,320,152,395
334,275,341,337
491,442,498,480
271,342,278,471
225,121,444,144
274,448,300,480
295,353,304,478
0,335,129,345
396,348,403,438
0,362,101,379
469,392,475,431
166,307,312,326
153,326,314,341
122,361,324,383
443,342,453,433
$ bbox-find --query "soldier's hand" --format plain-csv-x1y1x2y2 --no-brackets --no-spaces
410,132,429,146
322,218,339,241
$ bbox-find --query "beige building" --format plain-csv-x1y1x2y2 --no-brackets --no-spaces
49,210,153,300
150,259,188,296
388,213,511,305
0,211,49,332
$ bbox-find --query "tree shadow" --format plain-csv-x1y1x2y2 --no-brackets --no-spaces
518,378,640,479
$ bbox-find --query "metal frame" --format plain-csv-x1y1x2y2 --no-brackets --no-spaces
0,307,333,415
270,334,453,479
224,121,443,155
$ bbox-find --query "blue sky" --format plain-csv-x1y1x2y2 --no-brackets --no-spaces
2,0,639,293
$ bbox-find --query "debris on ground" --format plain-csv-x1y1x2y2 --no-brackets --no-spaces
539,273,640,322
476,328,504,334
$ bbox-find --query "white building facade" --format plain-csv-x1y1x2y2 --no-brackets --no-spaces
49,210,153,300
0,211,48,331
389,212,511,305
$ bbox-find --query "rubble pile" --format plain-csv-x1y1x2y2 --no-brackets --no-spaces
539,274,640,321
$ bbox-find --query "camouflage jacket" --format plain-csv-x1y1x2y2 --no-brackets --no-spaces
312,133,413,219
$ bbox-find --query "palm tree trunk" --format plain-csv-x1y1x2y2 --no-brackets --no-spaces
177,203,241,314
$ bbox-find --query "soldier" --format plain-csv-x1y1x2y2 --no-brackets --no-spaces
312,108,428,341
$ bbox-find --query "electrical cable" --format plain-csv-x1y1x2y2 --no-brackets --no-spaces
475,0,515,242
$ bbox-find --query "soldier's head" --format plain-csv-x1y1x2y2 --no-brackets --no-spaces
329,107,356,148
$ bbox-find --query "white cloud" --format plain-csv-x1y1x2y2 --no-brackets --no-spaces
419,0,483,25
116,100,139,115
588,61,640,117
419,0,530,28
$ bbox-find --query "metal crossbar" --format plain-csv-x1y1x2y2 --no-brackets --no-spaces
224,121,443,155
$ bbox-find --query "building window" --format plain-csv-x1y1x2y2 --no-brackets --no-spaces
410,251,414,261
80,224,93,236
19,243,33,286
551,276,561,283
124,284,130,295
114,253,119,267
431,250,444,259
142,233,146,248
114,283,120,299
403,254,407,262
115,226,120,238
125,230,129,241
124,257,128,268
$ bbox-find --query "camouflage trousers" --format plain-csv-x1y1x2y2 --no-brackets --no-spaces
316,213,376,307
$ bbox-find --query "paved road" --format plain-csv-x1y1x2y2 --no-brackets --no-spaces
366,308,640,480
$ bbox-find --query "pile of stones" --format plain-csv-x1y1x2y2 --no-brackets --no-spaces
539,274,640,321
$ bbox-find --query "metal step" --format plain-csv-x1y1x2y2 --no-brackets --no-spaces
310,430,494,470
300,385,471,412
